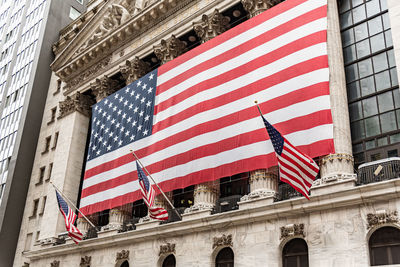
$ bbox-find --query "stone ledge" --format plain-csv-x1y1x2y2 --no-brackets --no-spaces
311,174,357,196
182,209,212,221
238,195,275,209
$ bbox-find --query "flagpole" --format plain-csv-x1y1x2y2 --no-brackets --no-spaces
254,100,263,116
130,150,182,220
50,181,97,228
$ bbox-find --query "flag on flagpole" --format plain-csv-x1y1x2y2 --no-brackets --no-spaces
136,162,169,221
55,191,83,244
261,115,319,199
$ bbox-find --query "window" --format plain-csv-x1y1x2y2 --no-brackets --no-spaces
172,185,194,208
24,233,32,251
69,6,81,20
48,107,56,124
162,255,176,267
31,199,39,217
369,226,400,265
52,132,59,149
37,166,45,184
54,79,61,94
120,261,129,267
132,199,147,219
75,0,83,4
39,196,46,215
46,163,53,181
42,136,51,153
282,238,309,267
215,247,234,267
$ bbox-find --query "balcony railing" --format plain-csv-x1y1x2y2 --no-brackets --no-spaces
276,183,302,201
357,157,400,185
213,195,242,214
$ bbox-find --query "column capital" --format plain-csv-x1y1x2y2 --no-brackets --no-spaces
120,57,150,85
193,9,230,43
58,92,95,119
241,0,282,18
154,35,187,65
90,75,119,102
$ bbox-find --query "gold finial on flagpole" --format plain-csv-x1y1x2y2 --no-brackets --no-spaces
254,100,263,116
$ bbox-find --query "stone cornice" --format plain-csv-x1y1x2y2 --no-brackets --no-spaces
24,178,400,260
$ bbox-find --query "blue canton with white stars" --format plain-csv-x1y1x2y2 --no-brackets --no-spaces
136,162,151,191
87,69,158,160
262,116,284,155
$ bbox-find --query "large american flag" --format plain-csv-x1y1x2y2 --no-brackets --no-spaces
80,0,334,215
262,115,319,199
55,191,83,244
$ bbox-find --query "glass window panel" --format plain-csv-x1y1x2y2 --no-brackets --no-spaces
346,63,359,82
352,0,363,7
347,81,361,101
370,33,385,53
344,45,357,63
375,70,391,91
363,96,378,117
360,76,375,96
354,152,365,163
342,28,355,46
350,101,363,121
388,49,396,68
358,58,373,78
368,16,383,36
339,0,351,13
356,39,370,59
385,30,393,47
373,53,388,73
353,5,366,23
397,109,400,131
353,143,363,153
366,140,376,150
390,133,400,144
355,22,368,42
394,90,400,109
382,12,391,30
351,120,365,140
390,68,398,86
378,137,388,146
381,111,397,133
340,11,353,29
365,115,381,137
366,0,381,17
380,0,388,11
378,91,394,112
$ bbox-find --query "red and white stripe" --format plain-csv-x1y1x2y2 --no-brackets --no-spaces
80,0,333,216
139,179,155,207
61,210,83,244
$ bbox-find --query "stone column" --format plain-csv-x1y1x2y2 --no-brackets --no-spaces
90,75,119,102
77,214,98,235
241,0,283,18
317,0,355,184
105,203,132,231
193,9,230,44
120,57,150,84
184,181,219,215
154,35,187,65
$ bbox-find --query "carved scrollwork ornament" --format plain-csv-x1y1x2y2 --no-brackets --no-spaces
159,243,176,256
58,92,95,119
193,9,230,43
90,75,120,102
120,57,150,84
50,260,60,267
116,249,130,262
80,256,91,267
154,35,187,65
367,211,399,229
213,234,233,249
320,153,354,165
241,0,283,18
280,223,305,240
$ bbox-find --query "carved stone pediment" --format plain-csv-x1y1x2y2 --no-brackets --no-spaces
159,243,176,256
58,92,95,119
80,256,91,267
193,9,230,43
213,234,233,249
120,57,150,84
154,35,187,65
367,210,398,229
116,249,130,261
241,0,283,18
280,224,305,240
90,75,120,102
50,260,60,267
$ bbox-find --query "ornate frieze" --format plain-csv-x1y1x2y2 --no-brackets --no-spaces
213,234,233,249
154,35,187,65
116,250,130,261
90,75,120,102
320,153,354,165
50,260,60,267
58,92,95,119
193,9,230,43
80,256,91,267
280,223,305,240
64,56,111,92
241,0,282,18
120,57,150,84
367,211,399,229
159,243,176,256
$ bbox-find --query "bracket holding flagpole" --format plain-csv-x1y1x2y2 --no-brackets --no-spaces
130,150,182,220
50,181,97,228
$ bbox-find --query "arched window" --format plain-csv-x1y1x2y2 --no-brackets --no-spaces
120,260,129,267
162,254,176,267
215,247,234,267
282,238,309,267
369,226,400,266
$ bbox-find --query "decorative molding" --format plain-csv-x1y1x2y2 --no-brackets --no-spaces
240,189,276,201
159,243,176,256
193,9,229,43
90,75,120,102
80,256,92,267
320,153,354,165
367,210,399,229
241,0,282,18
312,173,357,186
120,57,150,84
50,260,60,267
154,35,187,65
213,234,233,249
58,92,95,119
116,249,130,262
280,223,305,240
64,56,111,92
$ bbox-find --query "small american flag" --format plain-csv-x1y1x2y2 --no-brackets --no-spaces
136,162,168,221
55,191,83,244
262,115,319,199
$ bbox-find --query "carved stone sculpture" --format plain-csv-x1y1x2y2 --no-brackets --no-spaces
367,211,398,229
58,92,95,119
193,9,230,43
90,75,120,102
159,243,176,256
154,35,187,65
50,260,60,267
280,223,305,240
80,256,91,267
213,234,233,249
116,250,130,261
120,57,150,84
241,0,282,18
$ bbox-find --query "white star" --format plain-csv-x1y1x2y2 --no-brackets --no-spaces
132,120,137,126
122,113,127,119
96,150,101,155
125,87,130,93
128,103,133,109
140,97,145,103
119,96,124,103
120,126,125,132
107,115,111,121
96,120,100,126
113,106,117,112
102,111,107,117
113,136,118,142
98,136,103,142
147,87,153,94
118,140,123,146
138,125,142,131
134,107,138,113
149,73,154,80
144,115,150,121
143,129,149,135
108,102,113,108
94,106,98,111
114,93,119,99
127,117,132,123
111,119,116,124
100,124,105,129
137,80,142,86
124,100,128,106
105,128,110,133
109,132,114,138
92,145,97,151
103,141,107,146
139,111,144,117
98,108,102,113
146,101,151,107
130,135,135,141
107,145,112,151
130,91,135,97
116,122,120,128
104,99,109,104
142,83,147,90
125,130,130,136
135,94,140,100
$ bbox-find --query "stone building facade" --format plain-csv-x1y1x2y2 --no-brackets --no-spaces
11,0,400,266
